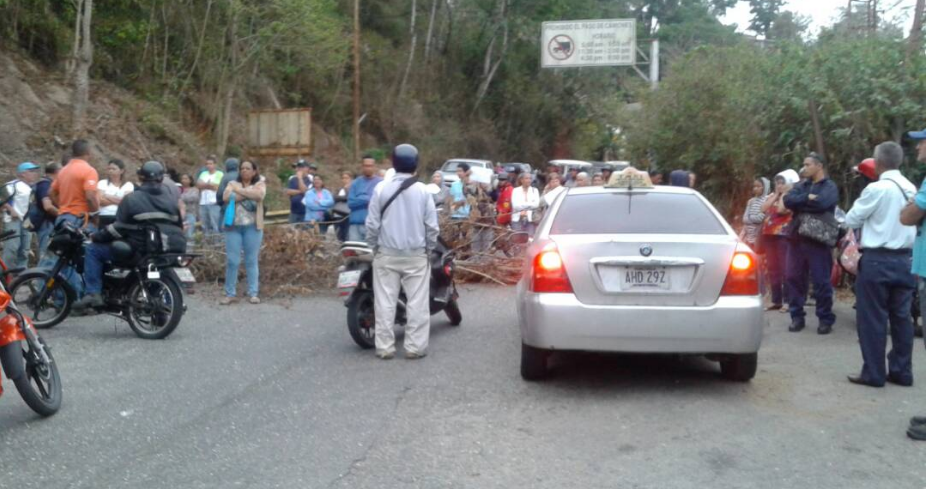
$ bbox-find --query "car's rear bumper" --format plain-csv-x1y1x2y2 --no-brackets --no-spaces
517,290,763,354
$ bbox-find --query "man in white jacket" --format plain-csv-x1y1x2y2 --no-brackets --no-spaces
511,172,540,235
365,144,440,360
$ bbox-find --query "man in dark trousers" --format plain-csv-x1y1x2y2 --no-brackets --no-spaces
783,152,839,334
899,127,926,440
845,142,917,388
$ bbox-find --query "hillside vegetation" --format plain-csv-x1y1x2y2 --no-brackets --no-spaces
0,0,923,213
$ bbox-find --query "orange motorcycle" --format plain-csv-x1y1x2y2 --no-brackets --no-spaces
0,186,61,417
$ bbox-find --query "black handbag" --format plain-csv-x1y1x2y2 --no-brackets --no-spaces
797,212,839,247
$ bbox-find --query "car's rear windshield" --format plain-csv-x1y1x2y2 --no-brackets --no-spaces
550,192,727,235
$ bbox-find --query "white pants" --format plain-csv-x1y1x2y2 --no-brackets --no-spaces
373,253,430,355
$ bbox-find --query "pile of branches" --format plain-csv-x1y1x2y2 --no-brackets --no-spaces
188,216,526,298
439,216,525,286
190,225,341,298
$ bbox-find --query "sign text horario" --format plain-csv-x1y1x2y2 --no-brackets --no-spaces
541,19,636,68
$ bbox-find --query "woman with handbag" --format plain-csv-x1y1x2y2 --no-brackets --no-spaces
761,170,800,312
221,160,266,305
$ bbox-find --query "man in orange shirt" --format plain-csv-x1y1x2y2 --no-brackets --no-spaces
51,139,100,228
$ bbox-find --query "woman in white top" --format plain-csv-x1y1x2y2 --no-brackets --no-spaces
510,172,540,235
98,159,135,226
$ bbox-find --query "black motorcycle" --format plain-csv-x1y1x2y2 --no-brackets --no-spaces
9,221,197,339
338,239,462,349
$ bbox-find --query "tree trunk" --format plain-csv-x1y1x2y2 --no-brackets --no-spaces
472,0,508,114
182,0,213,91
216,7,239,157
66,0,83,78
424,0,440,64
72,0,93,135
907,0,925,64
807,99,827,161
398,0,418,99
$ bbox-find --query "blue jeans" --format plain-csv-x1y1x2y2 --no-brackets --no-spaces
348,224,367,242
83,242,114,295
51,214,96,298
200,205,221,235
2,219,32,269
184,213,197,240
289,213,305,224
763,235,787,306
225,225,263,298
786,239,836,325
512,220,535,236
855,250,915,385
36,220,54,263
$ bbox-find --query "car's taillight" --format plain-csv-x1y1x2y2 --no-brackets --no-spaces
720,245,759,296
531,244,573,293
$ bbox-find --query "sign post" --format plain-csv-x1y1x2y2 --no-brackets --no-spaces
541,19,636,68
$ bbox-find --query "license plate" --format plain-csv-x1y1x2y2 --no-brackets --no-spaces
622,267,669,290
174,267,196,283
338,270,362,289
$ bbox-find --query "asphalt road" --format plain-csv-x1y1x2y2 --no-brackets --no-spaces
1,285,925,489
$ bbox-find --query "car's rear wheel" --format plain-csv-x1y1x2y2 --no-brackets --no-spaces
720,353,757,382
520,343,550,381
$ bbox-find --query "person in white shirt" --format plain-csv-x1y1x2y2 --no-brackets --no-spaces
511,172,540,235
844,141,917,388
542,173,566,208
196,155,225,235
3,162,40,268
97,159,135,227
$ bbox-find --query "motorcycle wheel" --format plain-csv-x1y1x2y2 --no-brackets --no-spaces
445,298,462,326
347,291,376,349
13,336,62,417
126,276,184,340
9,271,75,329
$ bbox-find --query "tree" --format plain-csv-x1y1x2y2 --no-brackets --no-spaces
748,0,784,38
72,0,93,135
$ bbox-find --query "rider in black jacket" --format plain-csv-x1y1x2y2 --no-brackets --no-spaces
74,161,185,310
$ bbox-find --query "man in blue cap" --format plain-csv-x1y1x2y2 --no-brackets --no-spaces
2,162,41,268
899,126,926,441
365,144,439,360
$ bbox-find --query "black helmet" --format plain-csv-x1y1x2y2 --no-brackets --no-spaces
138,161,165,183
392,144,419,173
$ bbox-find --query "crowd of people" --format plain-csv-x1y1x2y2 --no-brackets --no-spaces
738,130,926,442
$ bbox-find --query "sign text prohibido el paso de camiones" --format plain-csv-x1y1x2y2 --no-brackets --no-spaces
541,19,636,68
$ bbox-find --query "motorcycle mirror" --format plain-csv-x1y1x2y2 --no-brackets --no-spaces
509,232,531,245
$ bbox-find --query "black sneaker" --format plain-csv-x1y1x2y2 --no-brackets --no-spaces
789,319,806,332
907,424,926,441
73,293,104,310
817,323,833,335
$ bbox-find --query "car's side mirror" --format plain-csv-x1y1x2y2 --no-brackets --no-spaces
509,232,531,245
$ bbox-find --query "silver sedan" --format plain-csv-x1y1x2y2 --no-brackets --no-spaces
515,183,764,381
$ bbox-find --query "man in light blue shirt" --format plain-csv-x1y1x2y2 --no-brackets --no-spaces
899,127,926,441
450,163,471,220
845,142,917,389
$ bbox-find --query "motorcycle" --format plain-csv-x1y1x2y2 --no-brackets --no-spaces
337,239,462,349
0,187,61,416
9,221,198,339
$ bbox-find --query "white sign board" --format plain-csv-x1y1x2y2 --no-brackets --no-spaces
541,19,636,68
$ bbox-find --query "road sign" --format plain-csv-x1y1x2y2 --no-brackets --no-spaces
541,19,636,68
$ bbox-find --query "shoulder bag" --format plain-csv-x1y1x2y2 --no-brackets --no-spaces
797,211,839,248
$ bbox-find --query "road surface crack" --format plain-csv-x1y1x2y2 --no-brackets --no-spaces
327,385,412,488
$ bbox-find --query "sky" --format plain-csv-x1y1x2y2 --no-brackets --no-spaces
720,0,920,36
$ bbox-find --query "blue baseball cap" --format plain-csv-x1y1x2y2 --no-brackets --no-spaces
17,162,40,173
909,128,926,140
